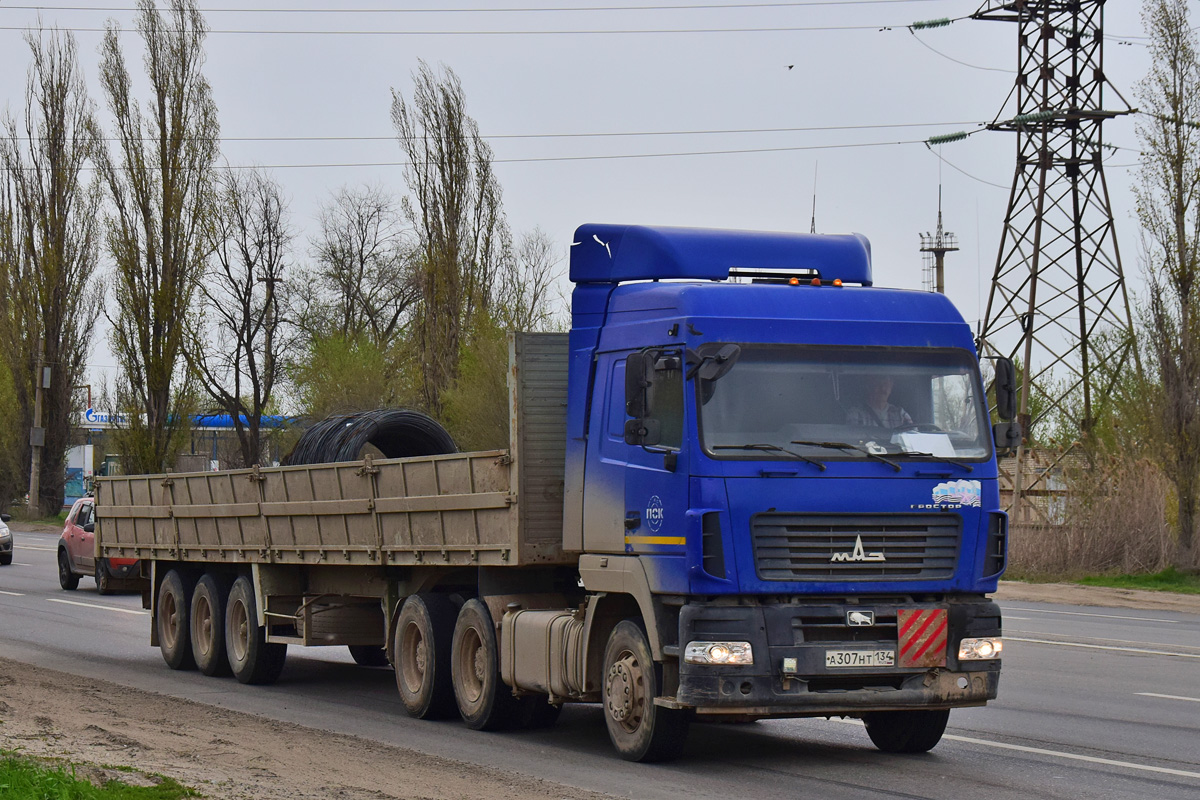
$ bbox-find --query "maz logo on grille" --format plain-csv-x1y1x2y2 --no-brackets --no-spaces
830,535,885,563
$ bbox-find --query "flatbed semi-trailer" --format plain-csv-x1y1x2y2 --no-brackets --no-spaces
97,224,1013,761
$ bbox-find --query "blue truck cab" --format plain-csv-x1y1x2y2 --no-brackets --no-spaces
564,224,1010,759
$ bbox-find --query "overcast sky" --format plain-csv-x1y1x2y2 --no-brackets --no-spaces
0,0,1158,399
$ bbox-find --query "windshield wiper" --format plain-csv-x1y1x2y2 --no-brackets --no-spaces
713,443,826,471
895,450,974,472
790,440,901,472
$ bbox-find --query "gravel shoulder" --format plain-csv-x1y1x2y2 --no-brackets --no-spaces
0,657,612,800
995,580,1200,614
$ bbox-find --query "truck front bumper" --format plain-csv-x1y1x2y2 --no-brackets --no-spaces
673,596,1001,718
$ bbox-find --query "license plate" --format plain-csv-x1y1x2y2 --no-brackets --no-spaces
825,649,895,668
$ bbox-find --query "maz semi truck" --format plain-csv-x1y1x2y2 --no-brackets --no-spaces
96,224,1015,761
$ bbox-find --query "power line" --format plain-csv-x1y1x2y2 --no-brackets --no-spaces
7,120,989,144
0,23,896,34
0,2,964,14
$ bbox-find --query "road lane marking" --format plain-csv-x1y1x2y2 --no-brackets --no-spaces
1008,636,1200,659
47,598,146,615
0,590,25,596
999,606,1178,624
12,562,35,566
1136,692,1200,703
1007,630,1200,652
17,544,58,551
942,734,1200,779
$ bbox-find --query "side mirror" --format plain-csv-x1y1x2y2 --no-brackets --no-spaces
0,513,10,523
624,417,662,447
994,357,1017,421
83,522,95,533
625,351,650,418
993,421,1022,455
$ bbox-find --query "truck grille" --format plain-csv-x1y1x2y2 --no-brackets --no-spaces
751,513,960,581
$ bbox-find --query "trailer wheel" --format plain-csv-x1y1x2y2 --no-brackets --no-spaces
862,709,950,753
602,620,690,762
94,561,111,596
348,645,390,667
225,576,287,685
157,569,196,671
395,594,457,719
190,574,232,677
451,599,520,730
57,549,79,591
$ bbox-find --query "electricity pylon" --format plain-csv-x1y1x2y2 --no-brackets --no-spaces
972,0,1137,522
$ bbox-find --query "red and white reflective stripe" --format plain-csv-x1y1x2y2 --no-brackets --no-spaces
897,608,948,668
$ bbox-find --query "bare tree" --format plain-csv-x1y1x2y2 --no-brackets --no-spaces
1135,0,1200,569
391,61,510,414
94,0,219,474
298,184,415,348
188,168,291,468
495,227,567,333
0,27,102,514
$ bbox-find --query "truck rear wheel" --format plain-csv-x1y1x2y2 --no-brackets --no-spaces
94,561,111,596
190,574,232,677
451,599,520,730
157,569,196,671
602,620,690,762
225,576,287,685
863,709,950,753
395,593,457,719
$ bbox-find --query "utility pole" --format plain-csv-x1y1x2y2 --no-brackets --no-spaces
27,339,47,514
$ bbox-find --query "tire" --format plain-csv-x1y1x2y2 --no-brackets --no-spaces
58,549,79,590
95,561,111,596
863,709,950,753
224,575,287,685
450,599,521,730
190,574,232,677
602,620,690,762
0,553,11,566
348,645,390,667
157,569,196,671
394,594,458,719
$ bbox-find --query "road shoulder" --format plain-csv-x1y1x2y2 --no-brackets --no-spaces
996,580,1200,614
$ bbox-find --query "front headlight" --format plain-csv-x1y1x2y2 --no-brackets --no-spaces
958,637,1003,660
0,524,10,541
684,641,754,665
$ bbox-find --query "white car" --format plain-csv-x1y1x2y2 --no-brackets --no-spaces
0,513,12,566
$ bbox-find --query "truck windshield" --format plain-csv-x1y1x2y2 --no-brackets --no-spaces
697,344,991,462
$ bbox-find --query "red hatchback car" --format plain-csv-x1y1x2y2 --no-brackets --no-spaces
58,497,142,594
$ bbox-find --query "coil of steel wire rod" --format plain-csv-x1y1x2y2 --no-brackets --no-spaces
284,408,457,465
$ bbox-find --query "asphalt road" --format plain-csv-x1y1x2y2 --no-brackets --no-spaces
2,526,1198,800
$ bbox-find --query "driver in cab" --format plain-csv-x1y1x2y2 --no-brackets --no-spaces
845,374,913,428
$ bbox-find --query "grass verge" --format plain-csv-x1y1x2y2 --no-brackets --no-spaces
1077,567,1200,595
0,753,197,799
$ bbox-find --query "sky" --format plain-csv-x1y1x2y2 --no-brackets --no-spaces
0,0,1161,401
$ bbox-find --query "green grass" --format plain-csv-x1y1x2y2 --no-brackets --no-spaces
0,754,198,799
1077,567,1200,595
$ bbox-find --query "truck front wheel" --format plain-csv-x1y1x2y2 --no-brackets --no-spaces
225,576,287,685
157,569,196,670
190,574,232,677
602,620,690,762
395,593,457,719
451,599,520,730
862,709,950,753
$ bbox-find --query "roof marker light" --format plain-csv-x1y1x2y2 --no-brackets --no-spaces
788,277,800,286
833,278,843,287
811,277,821,286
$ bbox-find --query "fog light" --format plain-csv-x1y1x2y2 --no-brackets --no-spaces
684,641,754,665
958,637,1003,660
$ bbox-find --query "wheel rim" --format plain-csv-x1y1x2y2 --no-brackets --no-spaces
400,620,427,695
456,626,485,705
605,649,647,734
194,594,214,657
229,597,250,662
160,589,180,650
59,552,69,581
